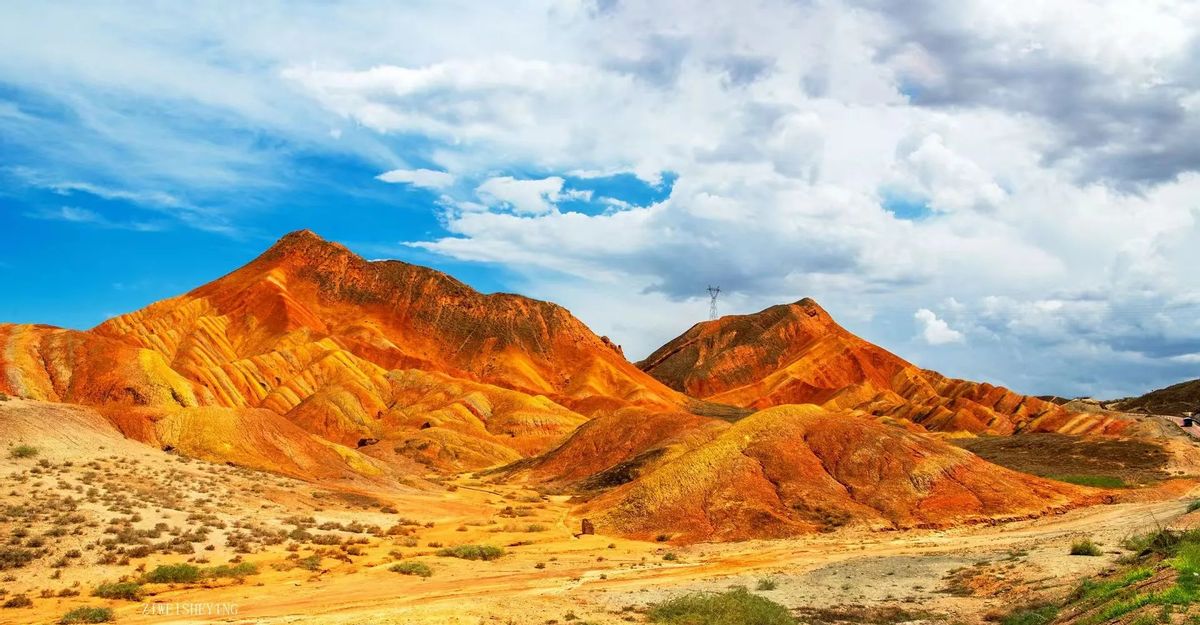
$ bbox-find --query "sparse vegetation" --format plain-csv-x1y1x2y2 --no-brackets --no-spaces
1187,500,1200,513
756,578,777,591
648,588,795,625
93,580,142,601
997,604,1058,625
436,544,505,561
142,563,200,583
2,594,32,608
8,445,38,459
203,562,258,579
389,561,432,577
1071,538,1103,556
1003,529,1200,625
0,546,37,570
59,606,114,623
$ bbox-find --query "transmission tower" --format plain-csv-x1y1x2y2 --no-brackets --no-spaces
706,285,721,320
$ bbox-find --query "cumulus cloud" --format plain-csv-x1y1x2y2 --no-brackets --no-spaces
475,176,568,215
376,168,455,189
914,308,964,345
888,133,1007,213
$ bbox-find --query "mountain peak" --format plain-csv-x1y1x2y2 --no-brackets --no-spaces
637,298,1116,436
261,229,351,261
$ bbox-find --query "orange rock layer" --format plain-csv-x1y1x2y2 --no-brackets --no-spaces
638,299,1130,436
1,231,684,472
579,404,1096,542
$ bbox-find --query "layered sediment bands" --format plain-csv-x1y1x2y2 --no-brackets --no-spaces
639,299,1128,436
510,408,727,487
580,404,1094,542
93,230,684,414
0,324,198,408
0,230,684,473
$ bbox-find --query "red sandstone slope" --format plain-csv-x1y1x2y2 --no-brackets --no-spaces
638,299,1129,435
579,404,1095,542
1,230,687,472
95,230,683,413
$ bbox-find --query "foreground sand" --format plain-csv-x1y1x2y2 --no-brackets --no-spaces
1,399,1197,625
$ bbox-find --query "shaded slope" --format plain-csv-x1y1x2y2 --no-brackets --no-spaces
639,299,1126,435
1112,378,1200,416
503,407,727,488
579,404,1095,542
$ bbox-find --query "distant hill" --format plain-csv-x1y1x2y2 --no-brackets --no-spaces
637,298,1129,436
1112,379,1200,416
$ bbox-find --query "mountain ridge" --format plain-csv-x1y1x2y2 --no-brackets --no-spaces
637,298,1130,436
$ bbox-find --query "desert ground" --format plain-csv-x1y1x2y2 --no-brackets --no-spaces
4,398,1199,625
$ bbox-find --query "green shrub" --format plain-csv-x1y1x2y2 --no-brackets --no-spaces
389,561,432,577
93,580,142,600
1122,529,1200,558
60,607,114,623
0,546,36,570
1071,538,1102,556
1188,500,1200,513
298,555,322,571
663,552,678,561
142,563,200,583
756,578,777,591
648,588,795,625
436,545,504,561
8,445,37,459
203,562,258,579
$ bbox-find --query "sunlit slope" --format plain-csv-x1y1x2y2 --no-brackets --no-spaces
1,230,688,473
580,404,1094,541
639,299,1129,435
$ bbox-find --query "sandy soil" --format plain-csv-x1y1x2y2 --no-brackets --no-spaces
2,398,1197,625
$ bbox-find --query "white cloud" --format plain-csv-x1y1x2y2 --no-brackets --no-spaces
888,132,1007,213
25,206,163,232
914,308,965,345
475,176,566,215
376,168,455,189
2,0,1199,396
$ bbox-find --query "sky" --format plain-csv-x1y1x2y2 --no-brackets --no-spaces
1,1,1198,399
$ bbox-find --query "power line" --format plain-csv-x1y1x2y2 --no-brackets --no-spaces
707,285,721,320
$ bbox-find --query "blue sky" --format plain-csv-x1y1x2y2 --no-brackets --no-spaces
2,1,1199,398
